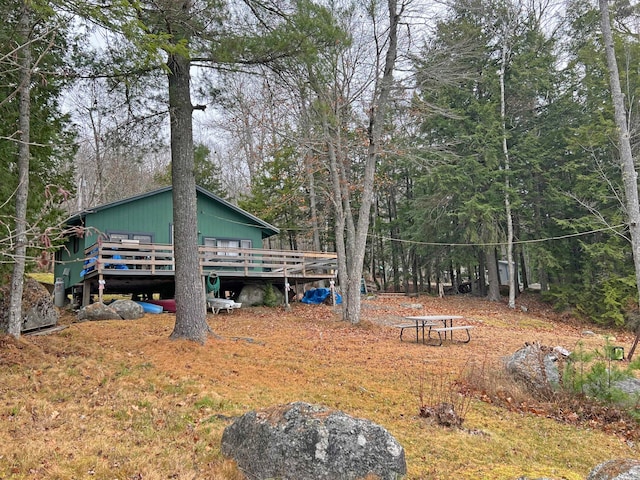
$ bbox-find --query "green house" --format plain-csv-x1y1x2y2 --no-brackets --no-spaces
54,186,279,299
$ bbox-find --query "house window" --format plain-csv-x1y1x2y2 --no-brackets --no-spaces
203,238,252,257
132,234,152,244
106,231,154,243
107,232,129,242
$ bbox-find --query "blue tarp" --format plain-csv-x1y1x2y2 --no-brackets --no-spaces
301,287,342,305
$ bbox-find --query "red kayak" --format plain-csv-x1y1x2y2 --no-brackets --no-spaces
146,299,177,313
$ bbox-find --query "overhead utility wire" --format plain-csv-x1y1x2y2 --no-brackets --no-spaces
371,224,628,247
201,210,627,248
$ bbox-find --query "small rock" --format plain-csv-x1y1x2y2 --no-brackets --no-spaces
587,458,640,480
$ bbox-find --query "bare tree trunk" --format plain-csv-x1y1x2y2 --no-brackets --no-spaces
7,4,33,338
167,48,209,343
486,247,501,301
339,0,400,323
498,35,516,309
307,159,321,252
599,0,640,359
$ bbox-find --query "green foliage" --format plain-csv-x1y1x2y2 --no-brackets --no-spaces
0,1,77,275
576,276,637,326
154,143,226,197
564,341,640,406
239,144,308,249
542,275,637,327
262,283,278,308
540,284,576,313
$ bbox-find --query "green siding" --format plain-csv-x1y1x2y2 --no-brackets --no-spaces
87,190,174,243
54,188,275,289
197,194,263,247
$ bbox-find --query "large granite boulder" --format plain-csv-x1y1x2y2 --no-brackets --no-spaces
504,343,569,392
77,302,122,321
0,277,59,332
109,299,144,320
221,402,406,480
587,459,640,480
237,283,284,307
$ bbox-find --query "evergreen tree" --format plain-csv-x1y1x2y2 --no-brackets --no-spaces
71,0,347,341
408,0,570,301
239,144,309,250
154,143,227,198
0,1,76,337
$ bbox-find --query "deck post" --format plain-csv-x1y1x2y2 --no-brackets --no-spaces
284,273,290,310
98,274,105,303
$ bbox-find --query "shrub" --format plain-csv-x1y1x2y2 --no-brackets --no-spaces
263,283,278,307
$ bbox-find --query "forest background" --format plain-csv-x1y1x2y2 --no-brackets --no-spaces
3,0,640,331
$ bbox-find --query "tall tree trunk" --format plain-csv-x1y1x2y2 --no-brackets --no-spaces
370,198,380,290
388,194,401,292
486,247,501,301
167,50,209,343
342,0,400,323
7,4,33,338
324,112,349,305
298,93,323,255
599,0,640,359
411,251,422,294
302,1,398,316
499,36,516,309
477,249,487,296
306,156,321,253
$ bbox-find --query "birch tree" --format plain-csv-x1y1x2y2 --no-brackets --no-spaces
495,0,521,308
2,1,75,338
598,0,640,358
6,3,34,338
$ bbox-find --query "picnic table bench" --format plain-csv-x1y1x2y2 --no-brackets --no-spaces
392,322,439,343
429,325,474,346
395,315,474,346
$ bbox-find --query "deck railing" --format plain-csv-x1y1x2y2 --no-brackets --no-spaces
82,241,337,279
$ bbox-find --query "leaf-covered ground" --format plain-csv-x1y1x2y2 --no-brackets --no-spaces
1,292,638,479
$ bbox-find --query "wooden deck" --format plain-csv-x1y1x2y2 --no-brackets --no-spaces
77,241,337,305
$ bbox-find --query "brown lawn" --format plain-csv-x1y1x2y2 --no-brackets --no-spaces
1,292,638,479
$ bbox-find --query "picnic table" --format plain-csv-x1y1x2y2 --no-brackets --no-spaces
394,315,473,346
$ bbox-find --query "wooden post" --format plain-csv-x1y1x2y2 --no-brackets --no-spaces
284,269,290,310
98,274,105,303
330,279,336,306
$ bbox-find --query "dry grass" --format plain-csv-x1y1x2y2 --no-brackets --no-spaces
1,293,637,479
